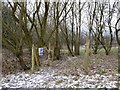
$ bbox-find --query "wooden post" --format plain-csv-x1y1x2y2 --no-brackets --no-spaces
31,44,35,72
35,46,40,67
47,43,51,66
83,36,90,75
52,46,54,65
31,44,40,72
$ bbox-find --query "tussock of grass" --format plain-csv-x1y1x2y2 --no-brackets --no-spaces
56,80,63,85
98,69,107,75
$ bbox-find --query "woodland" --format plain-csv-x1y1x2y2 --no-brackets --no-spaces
1,0,120,88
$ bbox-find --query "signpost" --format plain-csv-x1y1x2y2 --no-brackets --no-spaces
38,48,43,56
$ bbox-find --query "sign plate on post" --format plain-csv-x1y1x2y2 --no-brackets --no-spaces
39,48,43,56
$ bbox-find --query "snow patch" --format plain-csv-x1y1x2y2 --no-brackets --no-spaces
1,69,119,88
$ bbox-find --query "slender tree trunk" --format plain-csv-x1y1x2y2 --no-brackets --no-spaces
93,35,99,54
64,2,74,56
54,2,60,60
74,3,80,55
75,29,79,55
22,2,32,50
117,1,120,74
41,2,49,47
71,2,74,52
93,44,98,54
78,1,81,55
118,46,120,73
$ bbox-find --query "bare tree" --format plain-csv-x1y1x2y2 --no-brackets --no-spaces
52,1,73,60
74,1,85,55
60,2,74,56
90,1,115,55
2,2,29,70
115,1,120,73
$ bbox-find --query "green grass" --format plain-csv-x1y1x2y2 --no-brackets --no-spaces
60,47,118,56
80,47,118,56
98,47,118,55
111,47,118,53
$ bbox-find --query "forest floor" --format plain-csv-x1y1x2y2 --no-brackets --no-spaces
1,47,119,88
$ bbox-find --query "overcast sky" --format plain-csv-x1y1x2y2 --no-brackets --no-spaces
2,0,119,35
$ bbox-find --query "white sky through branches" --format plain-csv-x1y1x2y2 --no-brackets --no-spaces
2,0,119,35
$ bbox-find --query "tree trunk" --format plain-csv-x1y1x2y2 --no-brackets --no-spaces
54,2,60,60
71,2,74,52
41,2,49,47
93,38,99,54
74,3,80,55
93,45,98,54
17,55,29,70
54,24,60,60
64,3,74,56
78,0,81,55
117,1,120,74
75,35,79,55
105,50,109,55
118,46,120,73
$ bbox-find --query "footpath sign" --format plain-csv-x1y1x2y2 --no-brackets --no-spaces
38,48,43,56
